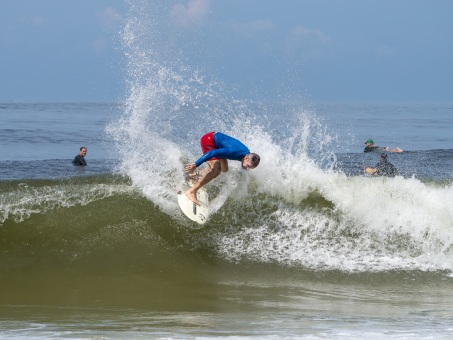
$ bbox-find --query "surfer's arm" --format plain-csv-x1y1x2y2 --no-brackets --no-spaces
195,148,245,167
195,149,223,167
365,166,378,175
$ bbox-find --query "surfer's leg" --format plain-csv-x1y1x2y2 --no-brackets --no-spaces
185,169,199,181
185,160,221,205
219,159,228,172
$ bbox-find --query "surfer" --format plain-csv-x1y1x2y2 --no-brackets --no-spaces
72,146,87,166
364,139,403,153
366,153,398,177
184,132,260,206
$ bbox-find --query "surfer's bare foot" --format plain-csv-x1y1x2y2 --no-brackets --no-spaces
185,190,200,206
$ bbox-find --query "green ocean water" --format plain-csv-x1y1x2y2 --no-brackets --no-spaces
1,170,453,338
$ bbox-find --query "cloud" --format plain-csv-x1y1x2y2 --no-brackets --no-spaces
170,0,212,27
230,19,275,39
284,25,330,60
99,7,122,30
0,15,47,45
91,7,122,53
288,25,329,46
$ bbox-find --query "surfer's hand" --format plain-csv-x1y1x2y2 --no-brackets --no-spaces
184,163,196,173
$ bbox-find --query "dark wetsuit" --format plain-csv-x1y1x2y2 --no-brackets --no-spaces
374,161,397,177
195,132,249,167
364,145,385,153
72,155,87,166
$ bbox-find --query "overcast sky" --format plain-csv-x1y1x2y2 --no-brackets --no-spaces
1,0,452,102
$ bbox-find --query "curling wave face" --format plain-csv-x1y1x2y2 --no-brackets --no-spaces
98,0,453,276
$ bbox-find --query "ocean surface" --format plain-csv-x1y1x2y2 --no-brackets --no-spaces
1,99,453,339
2,2,453,339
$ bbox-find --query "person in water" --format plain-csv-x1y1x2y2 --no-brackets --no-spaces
364,139,403,153
366,153,398,177
184,132,260,206
72,146,87,166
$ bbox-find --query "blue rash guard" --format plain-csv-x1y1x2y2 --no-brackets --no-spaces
195,133,250,167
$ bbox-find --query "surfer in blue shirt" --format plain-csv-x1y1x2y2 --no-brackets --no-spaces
184,132,260,205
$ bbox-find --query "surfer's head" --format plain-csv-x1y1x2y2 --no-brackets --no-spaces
79,147,87,157
242,153,260,170
364,139,374,145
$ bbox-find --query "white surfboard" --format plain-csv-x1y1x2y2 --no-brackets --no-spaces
177,181,210,225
